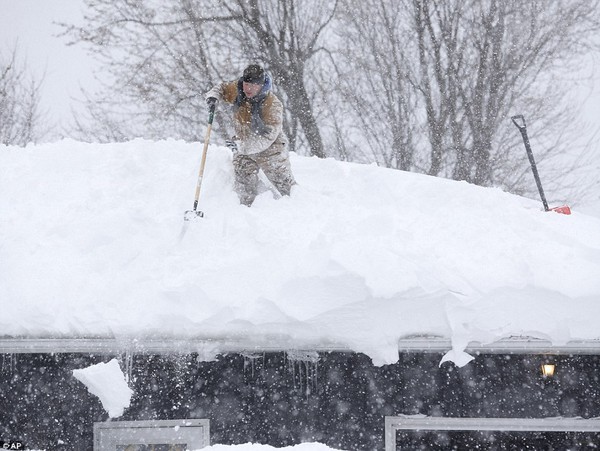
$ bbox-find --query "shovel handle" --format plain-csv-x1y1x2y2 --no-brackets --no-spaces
190,102,217,211
511,115,526,130
511,114,550,212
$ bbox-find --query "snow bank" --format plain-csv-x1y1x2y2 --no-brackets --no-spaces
198,444,343,451
1,139,599,366
72,358,132,417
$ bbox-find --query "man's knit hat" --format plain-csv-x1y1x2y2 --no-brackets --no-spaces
242,64,266,84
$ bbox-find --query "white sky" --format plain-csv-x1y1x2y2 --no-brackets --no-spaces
0,0,99,136
0,0,599,144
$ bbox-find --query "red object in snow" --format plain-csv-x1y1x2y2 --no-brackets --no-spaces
550,205,571,215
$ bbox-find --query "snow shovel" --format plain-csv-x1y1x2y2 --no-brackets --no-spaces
511,115,571,215
184,102,216,220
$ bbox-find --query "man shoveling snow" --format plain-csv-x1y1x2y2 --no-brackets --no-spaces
205,64,296,207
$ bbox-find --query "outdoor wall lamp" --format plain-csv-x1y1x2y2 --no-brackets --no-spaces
541,363,556,377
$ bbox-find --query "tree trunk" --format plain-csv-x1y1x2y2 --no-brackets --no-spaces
279,76,326,159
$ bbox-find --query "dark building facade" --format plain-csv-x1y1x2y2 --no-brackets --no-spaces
1,351,600,450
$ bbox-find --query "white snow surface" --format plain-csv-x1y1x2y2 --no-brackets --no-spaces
197,444,343,451
1,139,600,366
72,358,133,418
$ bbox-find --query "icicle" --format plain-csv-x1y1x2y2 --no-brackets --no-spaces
120,349,133,384
241,352,262,378
1,353,16,373
314,359,319,393
297,358,303,393
285,350,320,397
291,355,297,387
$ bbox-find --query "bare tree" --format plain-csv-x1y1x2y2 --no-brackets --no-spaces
334,0,418,169
0,45,46,146
460,0,599,187
218,0,337,158
60,0,232,142
409,0,600,190
61,0,336,157
61,0,599,199
409,0,461,176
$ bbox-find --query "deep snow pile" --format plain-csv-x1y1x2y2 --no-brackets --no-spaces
1,139,599,366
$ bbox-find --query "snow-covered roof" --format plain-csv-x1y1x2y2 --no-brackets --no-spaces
1,139,599,366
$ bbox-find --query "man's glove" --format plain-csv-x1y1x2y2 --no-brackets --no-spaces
206,96,217,110
225,139,239,153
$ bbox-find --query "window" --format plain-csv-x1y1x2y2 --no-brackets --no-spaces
385,416,600,451
94,419,210,451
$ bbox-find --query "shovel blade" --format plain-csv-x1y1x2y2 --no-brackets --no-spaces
550,205,571,215
184,209,204,221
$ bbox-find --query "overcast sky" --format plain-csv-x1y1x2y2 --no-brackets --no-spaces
0,0,99,135
1,0,599,145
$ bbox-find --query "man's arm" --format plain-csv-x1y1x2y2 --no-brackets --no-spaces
205,81,238,104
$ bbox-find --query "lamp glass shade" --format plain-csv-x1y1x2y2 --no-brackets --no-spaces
541,363,555,377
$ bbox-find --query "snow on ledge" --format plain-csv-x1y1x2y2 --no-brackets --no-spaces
1,139,599,367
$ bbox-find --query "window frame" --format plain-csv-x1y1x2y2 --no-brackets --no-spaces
384,416,600,451
93,419,210,451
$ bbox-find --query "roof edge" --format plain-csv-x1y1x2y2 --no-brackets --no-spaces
1,337,600,355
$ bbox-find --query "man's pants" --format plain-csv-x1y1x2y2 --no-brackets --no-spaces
232,144,296,206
